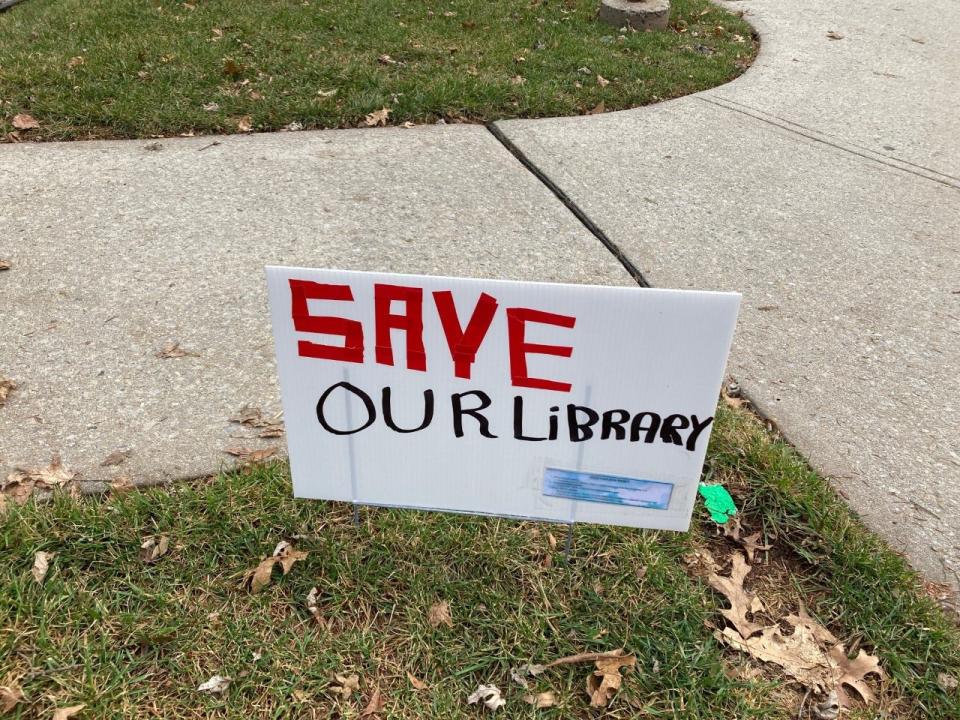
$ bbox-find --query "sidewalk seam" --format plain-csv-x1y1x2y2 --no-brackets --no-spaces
700,95,960,191
486,122,651,288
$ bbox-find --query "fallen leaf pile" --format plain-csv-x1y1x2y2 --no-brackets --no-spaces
230,405,284,438
709,550,885,709
0,377,15,407
241,540,308,593
2,455,78,508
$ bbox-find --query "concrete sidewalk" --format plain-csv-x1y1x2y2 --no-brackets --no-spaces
2,0,957,586
497,0,960,584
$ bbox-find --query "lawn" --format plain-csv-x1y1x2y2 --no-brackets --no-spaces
0,0,757,141
2,403,958,719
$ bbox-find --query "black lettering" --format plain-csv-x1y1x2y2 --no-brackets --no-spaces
659,414,690,446
601,409,630,440
686,415,714,451
316,381,376,435
513,395,547,441
452,391,497,438
630,412,661,443
567,404,599,442
381,386,434,433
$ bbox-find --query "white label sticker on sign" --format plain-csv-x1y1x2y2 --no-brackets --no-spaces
266,267,739,531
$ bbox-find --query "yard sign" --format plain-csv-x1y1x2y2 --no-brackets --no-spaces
266,267,739,531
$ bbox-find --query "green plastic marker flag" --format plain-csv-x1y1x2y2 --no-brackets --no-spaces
698,483,737,524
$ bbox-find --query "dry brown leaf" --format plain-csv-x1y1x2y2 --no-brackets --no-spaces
306,586,324,625
524,691,557,708
243,541,307,592
230,406,284,437
596,74,609,87
467,684,505,711
829,644,885,708
707,553,766,638
785,605,838,646
197,675,231,693
510,74,526,85
587,101,605,115
427,600,453,628
586,652,635,707
236,116,253,132
717,625,832,692
330,673,360,700
739,532,772,563
359,688,385,717
0,378,15,407
826,31,844,40
52,705,85,720
12,113,39,130
406,671,428,690
101,449,131,467
224,446,277,464
110,475,136,495
0,259,10,271
721,515,742,541
365,107,391,126
156,341,198,359
377,54,396,65
67,56,85,68
0,683,24,713
139,535,170,564
32,550,54,583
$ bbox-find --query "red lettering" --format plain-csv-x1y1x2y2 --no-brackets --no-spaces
375,284,426,371
433,290,499,379
289,280,363,363
506,307,576,392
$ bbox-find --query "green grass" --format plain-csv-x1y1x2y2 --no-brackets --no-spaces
0,0,756,141
2,405,958,718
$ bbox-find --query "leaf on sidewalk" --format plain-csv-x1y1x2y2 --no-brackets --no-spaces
0,377,15,407
32,550,54,583
707,553,766,639
101,449,132,467
427,600,453,628
156,341,198,359
223,446,277,464
0,259,10,270
467,684,505,711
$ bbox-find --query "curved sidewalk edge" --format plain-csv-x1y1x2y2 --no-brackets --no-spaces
496,0,960,584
